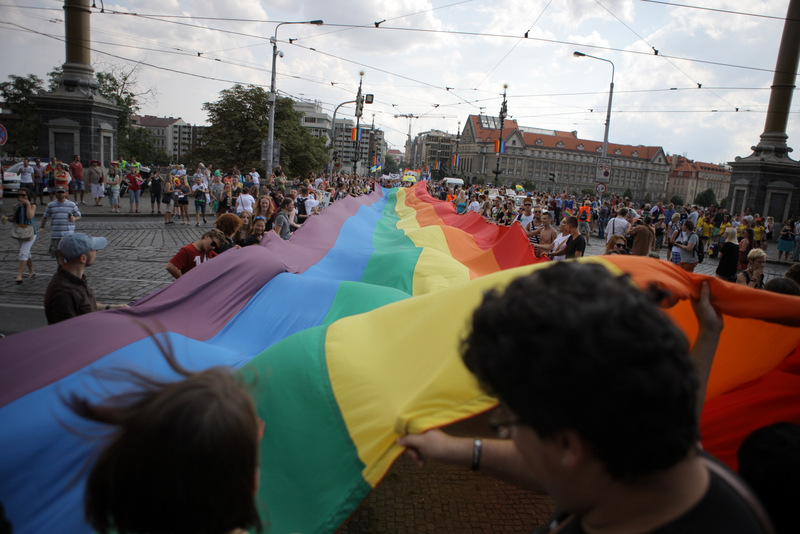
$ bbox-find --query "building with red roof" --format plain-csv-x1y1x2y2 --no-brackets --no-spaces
667,155,731,206
450,114,670,201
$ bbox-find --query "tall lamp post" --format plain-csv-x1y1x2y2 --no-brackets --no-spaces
266,19,323,178
492,84,508,187
573,51,614,158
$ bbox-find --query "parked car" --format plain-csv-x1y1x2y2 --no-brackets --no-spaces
2,159,38,195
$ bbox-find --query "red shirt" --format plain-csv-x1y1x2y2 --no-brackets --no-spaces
168,243,208,275
126,173,142,191
69,161,83,181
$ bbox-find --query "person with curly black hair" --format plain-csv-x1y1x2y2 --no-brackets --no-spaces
399,262,771,534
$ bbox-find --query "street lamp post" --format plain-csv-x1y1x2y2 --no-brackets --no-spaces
492,84,508,187
266,19,323,178
329,99,357,180
573,51,615,157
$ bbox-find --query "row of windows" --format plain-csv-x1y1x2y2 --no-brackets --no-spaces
480,146,655,169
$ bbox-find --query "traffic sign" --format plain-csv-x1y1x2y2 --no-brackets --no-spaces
0,123,7,146
595,157,611,182
595,182,607,195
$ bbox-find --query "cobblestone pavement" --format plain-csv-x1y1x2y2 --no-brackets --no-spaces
1,203,794,532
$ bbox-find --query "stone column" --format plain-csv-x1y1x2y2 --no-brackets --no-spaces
61,0,98,91
757,0,800,155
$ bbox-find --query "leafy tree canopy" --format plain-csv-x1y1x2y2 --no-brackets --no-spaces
694,188,717,208
670,195,684,206
195,85,327,178
383,153,399,174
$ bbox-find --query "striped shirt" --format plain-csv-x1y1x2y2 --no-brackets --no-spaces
43,200,81,239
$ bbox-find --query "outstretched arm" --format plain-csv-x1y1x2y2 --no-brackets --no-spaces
397,429,545,493
690,281,723,417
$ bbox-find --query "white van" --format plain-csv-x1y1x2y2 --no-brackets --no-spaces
442,177,464,187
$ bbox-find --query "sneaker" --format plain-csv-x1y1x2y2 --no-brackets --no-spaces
80,200,86,205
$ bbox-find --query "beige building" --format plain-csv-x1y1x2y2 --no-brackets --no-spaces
667,155,731,205
455,115,670,201
131,115,204,162
410,130,456,170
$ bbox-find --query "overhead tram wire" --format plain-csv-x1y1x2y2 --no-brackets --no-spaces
473,0,553,91
638,1,792,21
87,8,794,77
4,7,789,118
594,0,739,111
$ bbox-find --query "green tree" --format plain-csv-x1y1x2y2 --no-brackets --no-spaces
273,96,327,177
523,180,535,191
670,195,684,206
0,74,44,155
622,188,634,200
694,188,717,208
474,176,485,185
125,127,170,165
197,86,326,177
384,153,399,174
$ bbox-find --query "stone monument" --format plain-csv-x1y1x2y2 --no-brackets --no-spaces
727,0,800,221
34,0,120,166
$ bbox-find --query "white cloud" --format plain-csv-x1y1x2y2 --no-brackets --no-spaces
1,0,797,164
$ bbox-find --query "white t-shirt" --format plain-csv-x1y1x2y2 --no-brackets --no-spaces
19,165,34,184
236,193,255,213
467,200,481,213
551,232,570,261
305,196,320,214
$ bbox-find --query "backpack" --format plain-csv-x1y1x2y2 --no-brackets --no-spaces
579,209,588,222
694,234,705,263
296,197,308,217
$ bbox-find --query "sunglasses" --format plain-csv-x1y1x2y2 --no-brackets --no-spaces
254,216,266,221
615,243,626,249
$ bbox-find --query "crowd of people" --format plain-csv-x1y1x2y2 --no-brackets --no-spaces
430,182,800,293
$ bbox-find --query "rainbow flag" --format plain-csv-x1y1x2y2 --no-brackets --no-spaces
435,161,441,170
351,128,363,141
494,140,506,153
1,183,799,533
452,154,460,167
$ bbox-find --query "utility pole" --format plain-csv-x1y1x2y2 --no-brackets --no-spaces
353,71,364,175
493,84,508,187
329,99,356,180
455,120,461,178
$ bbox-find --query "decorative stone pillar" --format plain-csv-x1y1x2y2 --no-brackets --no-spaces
728,0,800,219
34,0,121,165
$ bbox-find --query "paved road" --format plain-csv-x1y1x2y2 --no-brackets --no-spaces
0,211,208,335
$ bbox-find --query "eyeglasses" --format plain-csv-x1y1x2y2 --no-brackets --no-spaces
488,406,521,439
254,216,266,221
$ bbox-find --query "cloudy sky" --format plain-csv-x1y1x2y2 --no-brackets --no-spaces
1,0,797,165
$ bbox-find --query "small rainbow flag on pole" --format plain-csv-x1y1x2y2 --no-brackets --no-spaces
435,161,441,170
351,128,363,141
494,140,506,154
452,154,460,167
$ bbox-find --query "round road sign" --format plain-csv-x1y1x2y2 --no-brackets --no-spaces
0,123,7,146
596,183,607,195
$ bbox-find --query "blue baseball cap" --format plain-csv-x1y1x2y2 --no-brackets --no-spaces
58,233,107,261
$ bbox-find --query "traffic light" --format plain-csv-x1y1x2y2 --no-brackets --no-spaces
356,95,364,118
